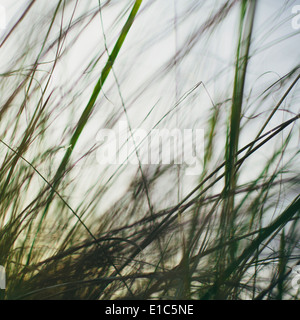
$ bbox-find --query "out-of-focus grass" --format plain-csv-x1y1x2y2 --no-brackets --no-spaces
0,0,299,300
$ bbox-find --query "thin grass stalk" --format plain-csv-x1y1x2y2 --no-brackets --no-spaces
26,0,144,266
221,0,257,267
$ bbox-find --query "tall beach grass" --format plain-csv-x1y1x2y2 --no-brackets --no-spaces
0,0,299,300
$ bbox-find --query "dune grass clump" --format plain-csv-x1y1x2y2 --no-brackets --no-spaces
0,0,299,300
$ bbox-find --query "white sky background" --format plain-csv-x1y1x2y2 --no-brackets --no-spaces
0,0,299,214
